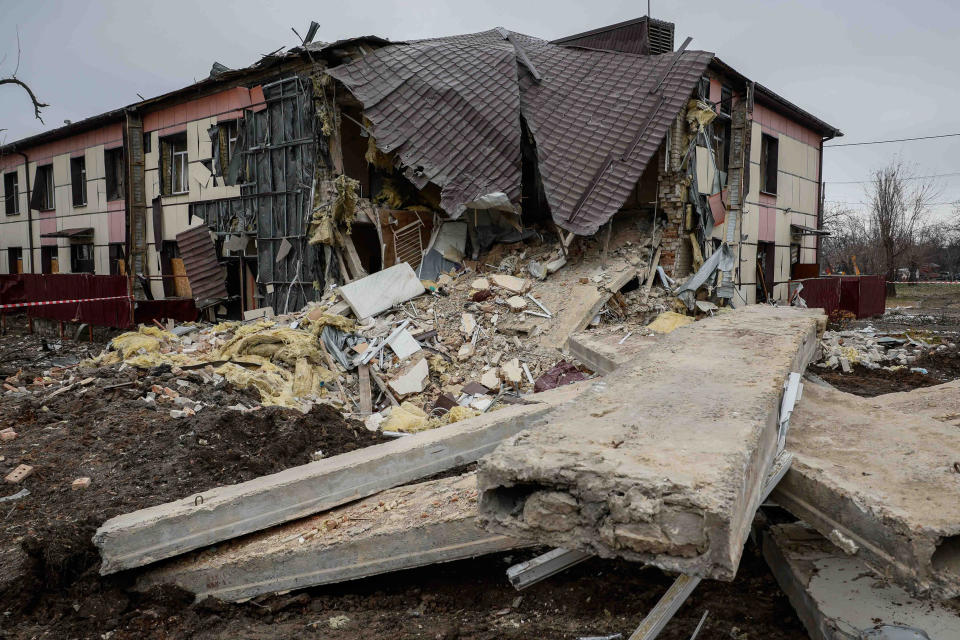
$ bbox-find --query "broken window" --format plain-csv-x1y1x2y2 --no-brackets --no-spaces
143,132,152,154
31,164,55,211
697,76,710,100
41,246,58,274
4,171,18,215
760,134,778,194
719,85,732,116
105,148,125,201
71,156,87,207
7,247,22,274
222,120,239,164
109,242,126,275
160,133,189,195
70,242,95,273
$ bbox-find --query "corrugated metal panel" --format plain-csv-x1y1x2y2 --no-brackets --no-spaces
176,225,227,308
327,29,711,236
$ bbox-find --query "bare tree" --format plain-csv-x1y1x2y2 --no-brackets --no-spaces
865,160,939,295
1,31,48,126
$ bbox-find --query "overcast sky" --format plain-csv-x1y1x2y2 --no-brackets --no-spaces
2,0,958,219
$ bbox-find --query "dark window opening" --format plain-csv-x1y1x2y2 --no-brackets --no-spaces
719,85,733,116
8,247,22,274
70,243,95,274
41,246,58,274
143,132,152,154
71,156,87,207
105,148,125,201
160,240,180,297
697,76,710,100
4,172,19,215
160,133,188,196
760,134,779,194
109,243,126,275
32,164,55,211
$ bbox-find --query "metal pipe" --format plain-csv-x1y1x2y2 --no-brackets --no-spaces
16,150,35,273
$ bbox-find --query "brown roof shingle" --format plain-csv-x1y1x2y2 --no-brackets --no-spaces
327,29,713,235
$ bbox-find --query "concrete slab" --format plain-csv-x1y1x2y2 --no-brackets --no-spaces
763,522,960,640
870,379,960,428
567,330,659,375
772,383,960,598
478,306,825,580
136,473,528,602
94,381,589,574
338,262,424,319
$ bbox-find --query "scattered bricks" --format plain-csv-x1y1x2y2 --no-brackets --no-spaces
163,387,180,399
5,464,33,484
72,477,92,490
0,428,17,442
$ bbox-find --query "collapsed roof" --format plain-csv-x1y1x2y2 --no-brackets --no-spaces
327,29,713,235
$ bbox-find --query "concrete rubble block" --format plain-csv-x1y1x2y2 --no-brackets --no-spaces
136,473,531,602
489,274,529,294
388,355,430,396
771,383,960,599
477,306,825,580
506,295,527,311
460,313,477,336
338,262,425,319
93,381,590,574
763,522,960,640
471,278,490,290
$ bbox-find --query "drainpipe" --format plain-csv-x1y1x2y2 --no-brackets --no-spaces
16,150,34,273
815,133,835,274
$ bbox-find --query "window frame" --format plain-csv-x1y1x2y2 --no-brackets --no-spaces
7,247,22,274
35,164,55,210
71,156,88,207
105,147,125,201
171,137,188,195
759,133,779,195
70,242,95,274
4,171,19,215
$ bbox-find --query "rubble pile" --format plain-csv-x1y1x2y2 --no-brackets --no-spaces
818,325,956,373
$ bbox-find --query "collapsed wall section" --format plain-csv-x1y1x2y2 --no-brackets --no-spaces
477,305,824,580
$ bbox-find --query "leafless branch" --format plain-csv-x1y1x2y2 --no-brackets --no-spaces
0,77,48,123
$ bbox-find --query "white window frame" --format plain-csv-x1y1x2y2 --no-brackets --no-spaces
172,145,189,195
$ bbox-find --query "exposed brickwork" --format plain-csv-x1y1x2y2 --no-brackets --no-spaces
657,113,692,278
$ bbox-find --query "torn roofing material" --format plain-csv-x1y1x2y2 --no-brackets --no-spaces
326,31,523,220
327,29,713,235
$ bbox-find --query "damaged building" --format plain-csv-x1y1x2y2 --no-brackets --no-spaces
0,16,840,317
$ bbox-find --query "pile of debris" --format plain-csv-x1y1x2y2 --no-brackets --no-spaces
818,325,955,374
84,219,717,437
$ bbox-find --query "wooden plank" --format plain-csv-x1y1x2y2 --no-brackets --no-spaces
340,233,369,280
358,363,372,415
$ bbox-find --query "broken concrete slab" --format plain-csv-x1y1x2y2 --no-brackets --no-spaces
763,522,960,640
338,263,425,319
566,330,659,375
93,381,589,574
771,383,960,599
870,379,960,428
386,328,421,360
506,295,527,311
489,274,529,294
136,473,530,602
477,306,824,580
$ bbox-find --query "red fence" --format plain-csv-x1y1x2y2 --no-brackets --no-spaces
0,274,197,328
791,275,886,319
